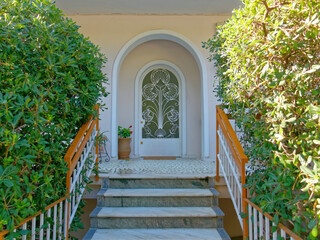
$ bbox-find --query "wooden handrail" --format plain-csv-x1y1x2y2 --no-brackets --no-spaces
69,118,97,173
244,198,303,240
64,116,93,165
216,106,247,164
64,105,99,165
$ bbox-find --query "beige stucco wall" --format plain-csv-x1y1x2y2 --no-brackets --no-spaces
67,14,230,159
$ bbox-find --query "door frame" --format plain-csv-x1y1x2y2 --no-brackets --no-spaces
134,60,187,157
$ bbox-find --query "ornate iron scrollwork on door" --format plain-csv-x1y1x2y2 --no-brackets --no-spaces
142,69,179,138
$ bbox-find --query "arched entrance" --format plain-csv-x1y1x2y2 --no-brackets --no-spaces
111,30,209,159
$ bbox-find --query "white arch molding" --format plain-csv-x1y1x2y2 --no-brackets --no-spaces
134,60,187,157
111,29,209,159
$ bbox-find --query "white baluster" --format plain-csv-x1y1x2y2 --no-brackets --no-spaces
272,221,277,239
265,217,270,240
249,205,253,240
53,205,57,240
58,201,63,240
253,208,258,240
22,223,27,240
39,213,44,239
31,217,36,240
259,212,264,239
72,188,76,217
46,208,51,240
64,199,68,238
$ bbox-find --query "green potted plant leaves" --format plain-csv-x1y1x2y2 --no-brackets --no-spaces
118,126,133,159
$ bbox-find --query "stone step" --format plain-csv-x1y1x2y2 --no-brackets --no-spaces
97,188,219,207
103,175,213,189
84,228,231,240
90,206,224,229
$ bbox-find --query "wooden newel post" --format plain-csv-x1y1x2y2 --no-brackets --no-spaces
95,106,99,182
216,106,220,182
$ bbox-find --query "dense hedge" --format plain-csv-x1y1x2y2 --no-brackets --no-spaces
204,0,319,238
0,0,108,235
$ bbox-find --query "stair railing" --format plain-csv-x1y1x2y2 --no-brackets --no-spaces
216,106,248,235
216,106,303,240
0,107,99,240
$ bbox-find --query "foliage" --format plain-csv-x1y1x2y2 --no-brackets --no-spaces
118,126,133,138
0,0,108,236
204,0,320,238
95,131,109,145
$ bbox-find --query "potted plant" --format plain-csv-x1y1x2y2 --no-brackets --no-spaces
118,125,133,159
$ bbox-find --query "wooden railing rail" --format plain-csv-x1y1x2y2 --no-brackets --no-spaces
0,106,99,240
216,106,247,170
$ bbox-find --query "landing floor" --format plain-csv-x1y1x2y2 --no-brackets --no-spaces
98,158,216,176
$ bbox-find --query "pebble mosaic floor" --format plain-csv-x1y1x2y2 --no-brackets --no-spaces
99,158,215,175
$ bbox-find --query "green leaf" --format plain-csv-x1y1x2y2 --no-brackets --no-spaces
311,225,318,238
1,179,14,188
308,219,317,229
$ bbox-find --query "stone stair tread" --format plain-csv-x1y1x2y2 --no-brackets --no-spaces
90,206,224,218
84,228,230,240
102,173,213,179
100,188,219,197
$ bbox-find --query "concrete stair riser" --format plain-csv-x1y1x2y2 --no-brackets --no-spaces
91,216,224,229
103,177,214,189
98,195,218,207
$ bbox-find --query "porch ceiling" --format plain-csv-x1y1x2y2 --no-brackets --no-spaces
54,0,242,15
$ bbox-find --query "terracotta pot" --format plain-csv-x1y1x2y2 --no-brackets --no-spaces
118,137,131,159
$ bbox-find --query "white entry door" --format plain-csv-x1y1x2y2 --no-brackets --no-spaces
139,68,181,157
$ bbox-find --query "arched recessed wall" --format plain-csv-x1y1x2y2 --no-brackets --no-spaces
111,30,209,159
118,40,201,158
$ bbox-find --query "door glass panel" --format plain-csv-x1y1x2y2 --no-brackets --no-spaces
142,68,179,139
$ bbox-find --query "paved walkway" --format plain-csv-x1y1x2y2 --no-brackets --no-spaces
99,158,215,176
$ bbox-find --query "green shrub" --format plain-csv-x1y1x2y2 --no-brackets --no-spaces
204,0,319,238
0,0,108,235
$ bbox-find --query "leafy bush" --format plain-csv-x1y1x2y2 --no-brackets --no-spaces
204,0,319,238
0,0,108,234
